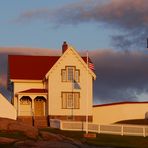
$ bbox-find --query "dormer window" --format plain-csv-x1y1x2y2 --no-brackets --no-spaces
61,66,80,82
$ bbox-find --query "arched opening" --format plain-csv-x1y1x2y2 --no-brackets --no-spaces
34,96,46,116
20,96,32,116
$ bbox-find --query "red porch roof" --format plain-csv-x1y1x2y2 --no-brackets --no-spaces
18,89,48,94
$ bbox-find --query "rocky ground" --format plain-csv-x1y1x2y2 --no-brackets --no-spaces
0,130,110,148
0,118,112,148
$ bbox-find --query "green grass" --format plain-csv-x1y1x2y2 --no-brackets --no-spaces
0,131,30,148
40,128,148,148
40,128,85,140
87,134,148,148
1,128,148,147
0,131,26,139
0,143,16,148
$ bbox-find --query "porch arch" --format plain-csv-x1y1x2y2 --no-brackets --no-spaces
20,96,32,116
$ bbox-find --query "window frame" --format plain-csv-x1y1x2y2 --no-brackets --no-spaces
61,66,80,82
75,70,80,82
61,92,80,109
67,66,75,82
61,69,67,82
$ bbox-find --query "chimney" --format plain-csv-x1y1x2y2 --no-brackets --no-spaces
62,41,68,54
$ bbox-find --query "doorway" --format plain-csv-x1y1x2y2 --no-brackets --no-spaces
34,96,46,116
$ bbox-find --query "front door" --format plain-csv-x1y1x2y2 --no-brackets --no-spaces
34,98,45,116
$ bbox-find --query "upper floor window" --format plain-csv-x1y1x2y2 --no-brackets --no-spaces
67,67,74,81
61,66,80,82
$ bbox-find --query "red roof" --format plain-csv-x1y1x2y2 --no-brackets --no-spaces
9,55,60,80
18,89,47,94
81,57,93,63
9,55,95,80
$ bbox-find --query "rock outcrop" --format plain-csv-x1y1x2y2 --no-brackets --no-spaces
0,137,18,144
39,131,63,141
0,118,38,139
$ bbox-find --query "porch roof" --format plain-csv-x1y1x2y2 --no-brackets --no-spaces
18,89,48,94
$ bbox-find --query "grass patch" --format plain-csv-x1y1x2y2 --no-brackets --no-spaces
87,134,148,148
40,128,85,140
0,131,26,148
40,128,148,148
0,131,26,139
0,143,15,148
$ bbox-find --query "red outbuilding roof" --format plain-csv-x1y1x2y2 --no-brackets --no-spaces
93,101,148,107
9,55,95,80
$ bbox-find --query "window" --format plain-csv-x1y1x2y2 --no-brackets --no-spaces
62,92,80,109
61,69,66,82
61,66,80,82
67,93,73,108
67,67,74,81
75,70,80,82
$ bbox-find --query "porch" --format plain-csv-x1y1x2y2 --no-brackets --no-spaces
17,89,49,127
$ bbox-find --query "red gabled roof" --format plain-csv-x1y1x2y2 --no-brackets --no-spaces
81,57,92,63
18,89,48,94
9,55,60,80
82,57,95,71
9,55,95,80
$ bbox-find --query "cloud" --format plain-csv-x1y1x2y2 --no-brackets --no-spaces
89,49,148,103
0,47,60,55
15,8,50,23
16,0,148,49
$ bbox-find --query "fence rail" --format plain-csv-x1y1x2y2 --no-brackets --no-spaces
50,119,148,137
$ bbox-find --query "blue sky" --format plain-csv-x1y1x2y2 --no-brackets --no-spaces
0,0,111,50
0,0,148,104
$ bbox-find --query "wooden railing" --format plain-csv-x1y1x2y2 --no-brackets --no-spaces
50,119,148,137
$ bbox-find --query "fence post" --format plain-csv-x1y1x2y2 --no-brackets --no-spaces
98,124,100,134
143,127,146,137
121,125,124,136
60,120,63,130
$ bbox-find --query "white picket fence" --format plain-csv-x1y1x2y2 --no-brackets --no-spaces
50,119,148,137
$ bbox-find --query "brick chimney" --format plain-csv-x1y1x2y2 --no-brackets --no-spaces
62,41,68,54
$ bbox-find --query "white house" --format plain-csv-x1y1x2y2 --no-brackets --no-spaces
1,41,147,127
8,42,96,126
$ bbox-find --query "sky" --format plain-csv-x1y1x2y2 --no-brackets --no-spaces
0,0,148,104
0,0,112,49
